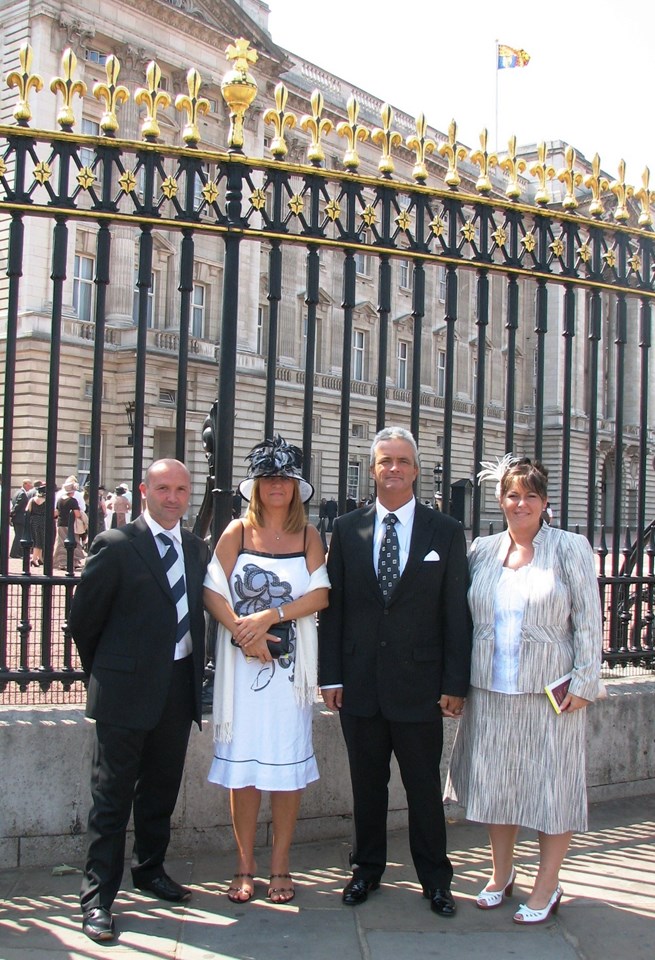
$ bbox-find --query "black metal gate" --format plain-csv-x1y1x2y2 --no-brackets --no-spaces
1,40,654,701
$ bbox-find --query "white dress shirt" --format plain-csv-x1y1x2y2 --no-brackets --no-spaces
143,510,192,659
373,496,416,577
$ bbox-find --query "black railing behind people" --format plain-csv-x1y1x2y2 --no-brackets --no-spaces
1,41,655,700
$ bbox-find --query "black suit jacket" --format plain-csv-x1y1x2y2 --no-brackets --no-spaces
319,501,471,722
69,515,210,730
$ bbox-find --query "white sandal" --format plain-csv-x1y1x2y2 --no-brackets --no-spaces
513,884,563,924
475,866,516,910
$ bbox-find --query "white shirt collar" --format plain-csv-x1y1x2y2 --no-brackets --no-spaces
143,510,182,545
375,496,416,527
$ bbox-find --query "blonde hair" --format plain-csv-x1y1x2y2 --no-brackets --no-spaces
246,477,306,534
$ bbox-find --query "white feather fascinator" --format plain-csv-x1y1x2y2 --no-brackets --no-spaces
476,454,519,497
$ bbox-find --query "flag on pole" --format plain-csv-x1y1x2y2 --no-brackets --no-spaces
497,44,531,69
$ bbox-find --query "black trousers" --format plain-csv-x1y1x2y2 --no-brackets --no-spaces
339,710,453,891
81,656,195,911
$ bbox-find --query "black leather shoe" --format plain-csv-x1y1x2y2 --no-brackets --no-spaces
342,876,380,905
425,887,457,917
82,906,115,942
136,874,192,902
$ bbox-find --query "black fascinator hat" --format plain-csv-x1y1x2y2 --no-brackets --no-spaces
238,434,314,503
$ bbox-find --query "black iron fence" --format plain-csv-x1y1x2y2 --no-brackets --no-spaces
1,40,655,702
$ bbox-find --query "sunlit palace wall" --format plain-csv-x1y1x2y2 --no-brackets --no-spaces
1,0,654,532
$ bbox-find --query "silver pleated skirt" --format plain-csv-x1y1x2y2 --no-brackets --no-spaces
444,686,588,834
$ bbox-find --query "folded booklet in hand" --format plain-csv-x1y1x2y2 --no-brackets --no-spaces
544,672,572,714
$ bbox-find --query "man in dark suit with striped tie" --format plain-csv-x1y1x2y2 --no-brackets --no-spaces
69,459,210,943
319,428,471,917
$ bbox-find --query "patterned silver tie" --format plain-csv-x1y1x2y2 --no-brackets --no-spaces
157,533,190,651
378,513,400,599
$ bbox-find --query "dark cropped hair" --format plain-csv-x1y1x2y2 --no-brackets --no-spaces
499,458,548,500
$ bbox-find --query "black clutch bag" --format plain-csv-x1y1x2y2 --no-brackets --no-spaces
266,622,291,658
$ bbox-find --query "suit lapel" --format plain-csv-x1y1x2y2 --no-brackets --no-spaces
387,502,434,605
354,506,380,600
131,516,173,601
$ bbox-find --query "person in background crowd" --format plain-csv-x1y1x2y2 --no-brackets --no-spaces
69,459,210,943
319,427,471,918
26,482,47,567
53,481,84,570
56,476,85,511
95,486,108,531
445,456,602,925
317,498,328,549
110,486,130,528
9,478,33,559
325,496,338,532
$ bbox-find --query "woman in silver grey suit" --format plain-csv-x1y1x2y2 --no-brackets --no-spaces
446,457,602,925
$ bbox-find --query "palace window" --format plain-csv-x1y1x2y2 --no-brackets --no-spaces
397,340,408,389
73,255,95,322
132,271,156,328
352,329,366,381
191,283,205,338
436,349,446,398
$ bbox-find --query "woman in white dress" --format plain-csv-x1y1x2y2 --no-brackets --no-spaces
204,436,330,904
445,457,602,925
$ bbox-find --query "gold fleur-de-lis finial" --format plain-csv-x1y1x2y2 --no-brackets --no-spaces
405,112,436,183
470,128,498,194
610,159,634,223
175,68,210,145
529,142,555,206
263,83,297,159
438,119,468,188
6,43,43,124
135,61,172,140
50,48,87,130
557,145,583,210
583,153,609,218
336,96,369,171
299,90,333,165
92,55,130,136
634,167,654,227
500,135,526,200
221,37,258,151
371,104,403,177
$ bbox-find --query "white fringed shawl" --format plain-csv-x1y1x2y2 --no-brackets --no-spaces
204,554,330,743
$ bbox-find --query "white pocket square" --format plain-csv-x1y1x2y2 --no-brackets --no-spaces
424,550,440,562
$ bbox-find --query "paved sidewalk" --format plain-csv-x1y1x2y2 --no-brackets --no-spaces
1,794,653,960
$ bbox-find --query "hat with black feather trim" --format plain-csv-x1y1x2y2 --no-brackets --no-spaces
238,434,314,503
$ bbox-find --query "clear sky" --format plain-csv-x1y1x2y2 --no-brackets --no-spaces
266,0,651,184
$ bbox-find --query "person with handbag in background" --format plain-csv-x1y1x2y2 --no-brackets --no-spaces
203,436,329,905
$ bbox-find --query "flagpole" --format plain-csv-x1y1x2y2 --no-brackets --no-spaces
494,39,499,153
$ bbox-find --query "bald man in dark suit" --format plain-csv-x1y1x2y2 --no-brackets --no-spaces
69,459,210,943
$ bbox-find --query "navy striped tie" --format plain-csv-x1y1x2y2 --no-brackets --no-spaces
157,533,190,651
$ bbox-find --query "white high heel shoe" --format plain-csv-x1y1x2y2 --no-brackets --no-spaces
475,866,516,909
512,884,563,924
